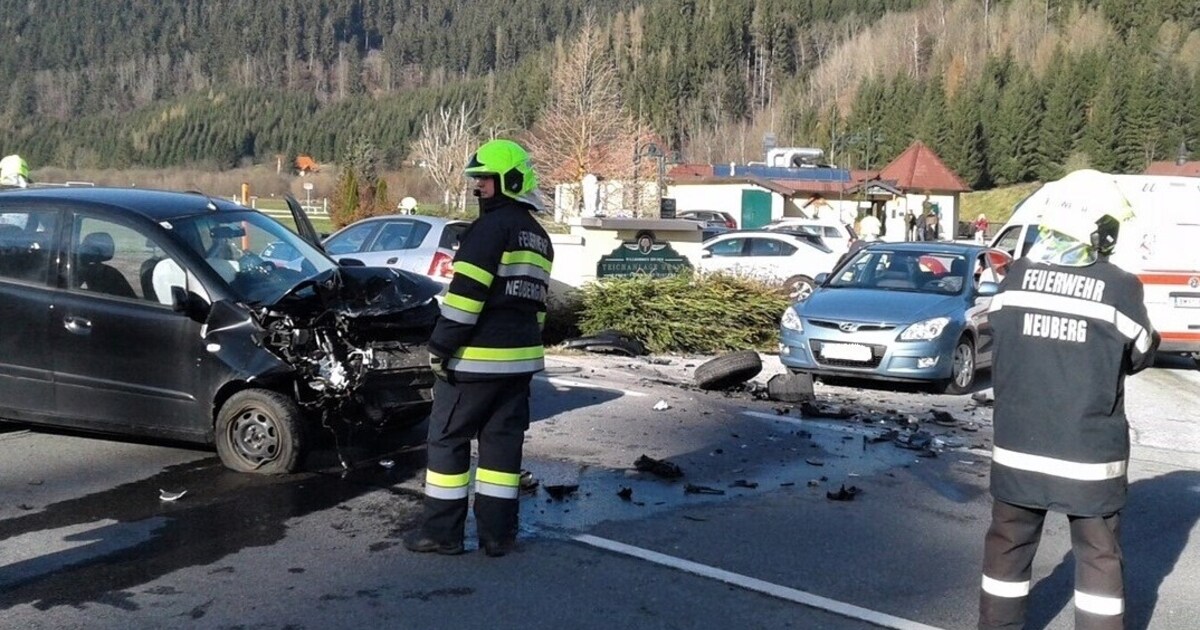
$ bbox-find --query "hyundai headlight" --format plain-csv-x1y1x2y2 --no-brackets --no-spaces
899,317,950,341
781,307,803,333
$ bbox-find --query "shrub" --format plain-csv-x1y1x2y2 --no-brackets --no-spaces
577,272,792,354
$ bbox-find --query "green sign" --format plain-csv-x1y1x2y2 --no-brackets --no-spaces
596,232,692,278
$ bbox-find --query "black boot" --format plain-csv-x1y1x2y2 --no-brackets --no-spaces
404,532,465,556
480,538,516,558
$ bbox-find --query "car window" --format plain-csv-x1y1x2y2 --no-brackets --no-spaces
262,241,299,260
823,227,840,238
439,222,468,249
748,238,796,256
70,215,186,305
993,225,1021,257
370,220,432,252
1021,226,1039,256
0,209,57,284
324,222,378,256
707,238,745,257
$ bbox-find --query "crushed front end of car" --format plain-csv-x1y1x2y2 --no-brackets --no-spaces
207,266,439,433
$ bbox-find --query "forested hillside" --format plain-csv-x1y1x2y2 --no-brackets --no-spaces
2,0,1198,190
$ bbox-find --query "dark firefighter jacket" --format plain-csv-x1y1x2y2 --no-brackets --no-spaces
428,198,553,381
987,256,1158,516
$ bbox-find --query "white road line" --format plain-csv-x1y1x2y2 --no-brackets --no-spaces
574,534,946,630
741,410,884,437
535,375,648,398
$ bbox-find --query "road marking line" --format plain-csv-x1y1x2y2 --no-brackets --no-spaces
535,375,648,398
574,534,946,630
741,410,883,437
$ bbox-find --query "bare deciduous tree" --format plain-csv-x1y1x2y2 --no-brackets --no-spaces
412,102,478,211
526,15,639,213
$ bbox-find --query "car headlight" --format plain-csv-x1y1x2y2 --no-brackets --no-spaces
781,307,803,333
899,317,950,341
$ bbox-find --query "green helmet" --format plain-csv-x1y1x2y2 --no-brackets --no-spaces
464,139,541,205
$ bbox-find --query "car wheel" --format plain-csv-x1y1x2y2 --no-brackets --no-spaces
783,275,816,301
215,389,305,474
694,350,763,390
938,336,976,395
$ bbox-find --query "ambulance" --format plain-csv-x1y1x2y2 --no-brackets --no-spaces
990,170,1200,366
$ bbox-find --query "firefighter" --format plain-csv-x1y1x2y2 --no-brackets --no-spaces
404,139,553,558
979,171,1159,629
0,154,32,187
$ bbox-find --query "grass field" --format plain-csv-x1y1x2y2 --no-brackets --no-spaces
960,182,1042,228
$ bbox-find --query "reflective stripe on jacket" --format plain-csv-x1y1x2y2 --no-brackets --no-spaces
987,257,1156,515
429,200,553,380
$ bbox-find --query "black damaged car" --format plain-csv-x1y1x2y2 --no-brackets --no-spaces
0,187,438,473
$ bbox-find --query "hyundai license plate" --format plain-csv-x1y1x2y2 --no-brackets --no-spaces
1172,295,1200,308
821,342,872,362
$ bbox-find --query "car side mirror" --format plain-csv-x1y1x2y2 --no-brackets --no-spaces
700,251,712,259
977,281,1000,297
814,272,829,285
170,286,208,318
338,257,366,267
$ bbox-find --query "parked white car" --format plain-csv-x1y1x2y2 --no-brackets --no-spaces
697,231,840,300
322,215,470,289
763,218,858,255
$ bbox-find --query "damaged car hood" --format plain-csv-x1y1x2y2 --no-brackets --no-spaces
202,266,439,420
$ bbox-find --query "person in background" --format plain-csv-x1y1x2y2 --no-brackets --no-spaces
404,139,553,558
858,210,882,242
923,211,941,241
979,175,1159,629
974,213,990,244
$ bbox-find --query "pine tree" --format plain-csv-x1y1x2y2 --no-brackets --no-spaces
1084,74,1123,173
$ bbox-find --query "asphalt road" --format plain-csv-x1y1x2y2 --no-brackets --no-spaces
1,353,1197,630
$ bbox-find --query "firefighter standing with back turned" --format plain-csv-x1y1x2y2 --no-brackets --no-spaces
979,171,1159,629
404,139,553,558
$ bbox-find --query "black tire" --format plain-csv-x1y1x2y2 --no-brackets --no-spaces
937,336,976,395
694,350,763,390
215,389,305,474
783,275,816,301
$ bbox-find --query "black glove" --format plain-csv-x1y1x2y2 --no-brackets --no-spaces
429,355,449,381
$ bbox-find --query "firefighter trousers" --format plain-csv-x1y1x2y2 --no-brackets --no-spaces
418,375,531,547
980,500,1124,630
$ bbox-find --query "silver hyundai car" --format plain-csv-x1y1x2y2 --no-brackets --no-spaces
779,241,1012,394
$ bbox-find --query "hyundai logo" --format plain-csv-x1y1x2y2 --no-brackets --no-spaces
839,322,859,333
1190,276,1199,289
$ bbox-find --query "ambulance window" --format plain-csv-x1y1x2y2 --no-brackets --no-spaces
993,226,1022,257
1021,227,1039,256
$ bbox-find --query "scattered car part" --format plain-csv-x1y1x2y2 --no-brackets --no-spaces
634,454,684,479
617,486,633,501
652,400,671,411
799,401,856,419
379,459,395,469
684,484,725,495
826,485,860,501
930,410,959,426
729,479,759,489
519,470,539,494
805,457,826,466
159,489,187,502
543,484,579,501
693,351,763,390
893,430,934,451
766,373,815,403
561,329,647,356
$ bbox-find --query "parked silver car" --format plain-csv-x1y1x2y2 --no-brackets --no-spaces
322,215,470,288
779,242,1012,394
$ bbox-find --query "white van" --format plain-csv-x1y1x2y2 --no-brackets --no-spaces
991,171,1200,364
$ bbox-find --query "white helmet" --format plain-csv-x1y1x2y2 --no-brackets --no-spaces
1026,169,1133,267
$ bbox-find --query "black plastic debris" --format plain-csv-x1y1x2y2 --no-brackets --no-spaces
729,479,759,489
766,373,815,403
930,410,959,426
826,485,860,501
799,401,856,420
971,391,994,406
562,329,647,356
519,470,539,495
684,484,726,495
543,484,579,501
893,430,934,451
617,486,633,501
805,457,826,466
634,454,684,479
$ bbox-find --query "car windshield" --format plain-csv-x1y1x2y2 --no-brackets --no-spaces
166,211,337,305
828,249,969,294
